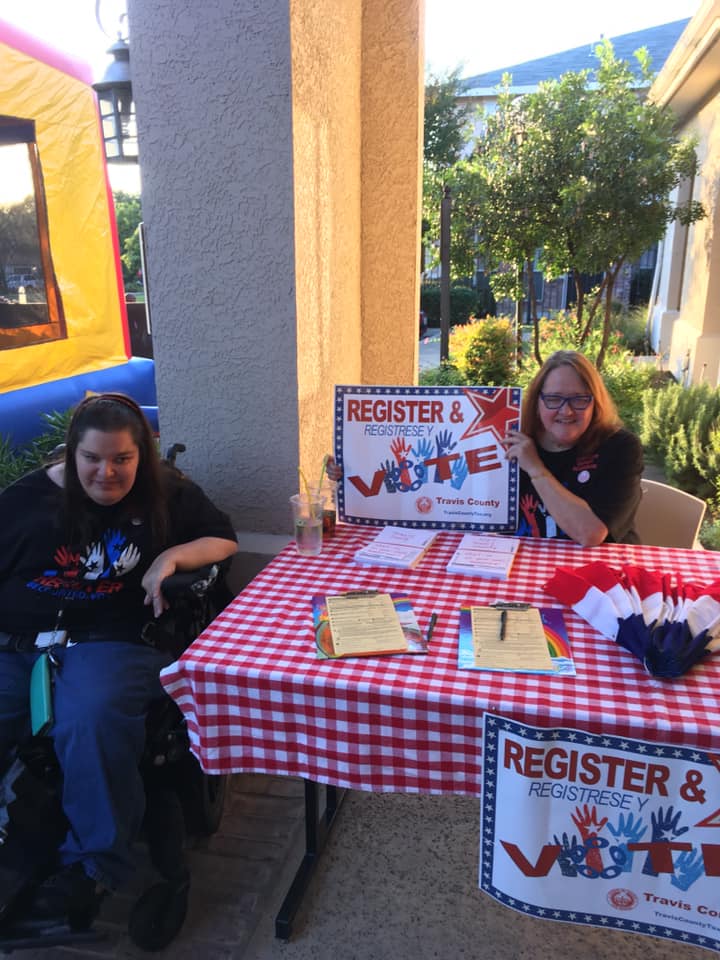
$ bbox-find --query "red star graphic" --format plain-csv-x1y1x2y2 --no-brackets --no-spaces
460,388,520,443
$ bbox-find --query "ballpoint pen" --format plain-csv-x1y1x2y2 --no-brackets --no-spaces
427,612,438,643
499,609,507,642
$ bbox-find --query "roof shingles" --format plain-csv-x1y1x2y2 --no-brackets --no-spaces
460,19,690,93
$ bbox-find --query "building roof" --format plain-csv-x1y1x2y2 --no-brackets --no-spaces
460,19,691,95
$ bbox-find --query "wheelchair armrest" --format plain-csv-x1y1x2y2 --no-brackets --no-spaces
160,564,222,602
146,560,233,658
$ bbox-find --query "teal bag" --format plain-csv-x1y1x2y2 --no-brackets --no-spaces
30,652,53,736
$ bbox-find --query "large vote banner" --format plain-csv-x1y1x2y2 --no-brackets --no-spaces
334,385,521,531
481,713,720,953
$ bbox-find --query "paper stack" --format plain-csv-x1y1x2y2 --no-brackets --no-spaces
446,533,521,579
353,525,439,569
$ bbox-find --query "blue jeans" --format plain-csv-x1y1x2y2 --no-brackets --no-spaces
0,641,172,890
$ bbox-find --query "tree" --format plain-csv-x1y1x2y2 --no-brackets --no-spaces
423,67,470,167
113,191,143,287
422,69,473,279
0,196,40,285
466,41,705,368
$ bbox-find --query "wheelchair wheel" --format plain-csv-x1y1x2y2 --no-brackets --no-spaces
128,880,189,952
176,752,228,836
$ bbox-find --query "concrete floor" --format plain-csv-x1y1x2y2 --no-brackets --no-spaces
243,790,713,960
9,779,714,959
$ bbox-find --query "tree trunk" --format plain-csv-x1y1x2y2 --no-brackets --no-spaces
533,312,542,366
573,270,584,342
527,256,538,325
439,186,451,362
579,277,607,345
595,265,621,370
527,257,542,366
515,265,523,368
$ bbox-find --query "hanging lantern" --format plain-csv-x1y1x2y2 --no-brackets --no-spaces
92,37,138,163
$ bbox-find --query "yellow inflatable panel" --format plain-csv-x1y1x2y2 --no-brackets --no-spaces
0,20,128,394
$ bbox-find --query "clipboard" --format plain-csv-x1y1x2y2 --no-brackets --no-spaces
313,591,426,659
457,605,575,674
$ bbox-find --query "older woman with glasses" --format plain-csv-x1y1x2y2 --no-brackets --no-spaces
500,349,643,545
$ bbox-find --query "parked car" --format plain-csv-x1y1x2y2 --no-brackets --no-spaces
6,274,39,290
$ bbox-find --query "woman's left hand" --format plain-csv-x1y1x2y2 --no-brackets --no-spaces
499,429,545,477
141,537,237,617
142,551,177,617
326,456,342,482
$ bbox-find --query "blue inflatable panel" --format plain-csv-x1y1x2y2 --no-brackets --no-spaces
0,358,158,448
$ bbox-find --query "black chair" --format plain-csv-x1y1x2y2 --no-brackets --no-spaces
0,562,233,952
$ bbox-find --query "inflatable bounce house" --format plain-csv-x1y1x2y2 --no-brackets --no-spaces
0,19,156,448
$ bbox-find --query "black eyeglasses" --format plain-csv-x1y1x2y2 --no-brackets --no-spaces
540,393,593,411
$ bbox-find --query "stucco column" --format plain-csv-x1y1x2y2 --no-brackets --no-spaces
127,0,300,534
127,0,424,540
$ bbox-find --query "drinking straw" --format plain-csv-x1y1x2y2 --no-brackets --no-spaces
298,467,312,501
299,454,330,501
317,453,330,493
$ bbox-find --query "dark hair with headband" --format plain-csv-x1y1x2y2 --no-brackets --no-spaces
62,393,168,545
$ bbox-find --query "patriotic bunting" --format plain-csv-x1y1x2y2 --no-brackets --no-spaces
544,562,720,678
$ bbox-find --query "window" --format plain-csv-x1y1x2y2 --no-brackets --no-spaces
0,116,65,350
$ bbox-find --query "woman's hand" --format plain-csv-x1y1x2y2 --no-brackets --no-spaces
142,551,177,617
499,430,545,477
500,431,608,546
326,456,342,482
141,536,237,617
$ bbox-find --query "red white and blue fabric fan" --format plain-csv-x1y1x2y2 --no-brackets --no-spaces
543,561,720,679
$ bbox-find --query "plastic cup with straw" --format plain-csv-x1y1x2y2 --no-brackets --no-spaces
298,455,335,538
291,466,324,556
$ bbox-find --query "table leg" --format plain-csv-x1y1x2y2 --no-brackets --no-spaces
274,780,346,939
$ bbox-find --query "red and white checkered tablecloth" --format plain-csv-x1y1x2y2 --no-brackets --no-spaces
160,526,720,795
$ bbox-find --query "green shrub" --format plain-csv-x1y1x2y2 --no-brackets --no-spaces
449,319,484,370
419,361,467,386
640,383,720,499
0,435,28,491
699,517,720,551
513,313,654,431
0,409,73,490
611,304,651,355
458,318,516,385
601,359,655,436
419,308,720,538
420,284,487,325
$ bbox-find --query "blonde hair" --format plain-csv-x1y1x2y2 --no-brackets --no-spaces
522,350,621,452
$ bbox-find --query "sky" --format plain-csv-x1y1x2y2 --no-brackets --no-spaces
0,0,703,194
425,0,700,77
0,0,702,82
1,0,124,76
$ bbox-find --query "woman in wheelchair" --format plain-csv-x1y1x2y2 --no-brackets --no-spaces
0,393,237,924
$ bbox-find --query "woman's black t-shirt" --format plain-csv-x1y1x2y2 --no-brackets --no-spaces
0,466,236,634
516,428,644,543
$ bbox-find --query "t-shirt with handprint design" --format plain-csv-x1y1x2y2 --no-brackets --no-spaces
515,428,643,543
0,466,235,635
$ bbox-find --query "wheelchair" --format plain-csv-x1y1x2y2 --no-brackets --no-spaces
0,558,233,953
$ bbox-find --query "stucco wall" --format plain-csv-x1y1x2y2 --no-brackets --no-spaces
679,92,720,384
290,0,424,480
650,89,720,385
361,0,424,385
126,0,423,534
650,0,720,386
127,0,300,530
290,0,363,479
